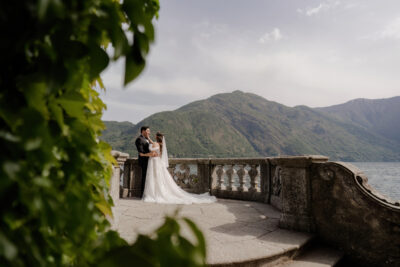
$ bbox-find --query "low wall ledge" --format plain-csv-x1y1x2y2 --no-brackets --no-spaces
269,155,329,167
330,161,400,209
111,150,129,163
356,174,400,209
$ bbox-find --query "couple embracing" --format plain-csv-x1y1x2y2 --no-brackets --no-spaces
135,126,216,204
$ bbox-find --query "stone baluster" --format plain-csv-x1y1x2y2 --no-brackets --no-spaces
216,165,224,190
111,150,129,203
197,159,211,194
129,160,143,198
255,170,260,192
168,164,176,180
225,165,234,191
260,160,270,203
122,161,130,198
129,161,135,197
181,163,190,185
236,165,246,192
248,165,258,193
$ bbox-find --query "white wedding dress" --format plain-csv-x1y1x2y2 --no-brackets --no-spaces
142,138,217,204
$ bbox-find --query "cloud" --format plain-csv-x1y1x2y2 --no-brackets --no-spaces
298,0,341,16
259,28,283,44
306,3,324,16
362,17,400,41
343,2,360,9
102,99,176,123
380,17,400,40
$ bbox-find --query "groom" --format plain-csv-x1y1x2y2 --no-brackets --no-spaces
135,126,157,198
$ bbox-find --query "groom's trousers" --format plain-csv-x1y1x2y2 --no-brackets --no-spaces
139,160,148,198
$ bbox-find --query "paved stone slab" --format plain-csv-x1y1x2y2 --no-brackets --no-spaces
111,198,313,265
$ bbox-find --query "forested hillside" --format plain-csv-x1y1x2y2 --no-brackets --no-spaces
102,91,400,161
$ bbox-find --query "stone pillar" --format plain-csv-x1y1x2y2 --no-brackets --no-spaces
215,165,224,191
122,161,131,198
260,160,270,203
111,150,129,203
129,160,142,198
270,155,328,232
197,159,211,193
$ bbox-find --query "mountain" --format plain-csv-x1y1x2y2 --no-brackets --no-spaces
102,121,135,153
101,91,400,161
316,96,400,144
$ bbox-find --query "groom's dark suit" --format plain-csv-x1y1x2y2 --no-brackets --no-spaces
135,135,150,197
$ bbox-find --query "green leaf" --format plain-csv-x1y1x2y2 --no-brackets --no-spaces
183,218,206,259
56,91,86,119
135,32,150,56
64,40,89,59
38,0,50,20
25,137,42,151
89,45,110,80
3,162,20,180
110,26,129,59
0,131,20,142
0,232,17,260
96,200,113,218
124,46,145,85
48,101,65,130
23,81,48,116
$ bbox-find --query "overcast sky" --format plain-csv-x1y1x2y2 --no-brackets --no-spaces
101,0,400,123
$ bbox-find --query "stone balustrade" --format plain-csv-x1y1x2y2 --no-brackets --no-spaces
120,158,270,202
111,151,400,266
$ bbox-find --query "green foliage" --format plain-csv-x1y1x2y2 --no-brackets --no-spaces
101,91,400,161
98,215,206,267
0,1,207,266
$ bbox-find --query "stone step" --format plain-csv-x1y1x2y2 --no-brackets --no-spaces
275,246,343,267
207,230,315,266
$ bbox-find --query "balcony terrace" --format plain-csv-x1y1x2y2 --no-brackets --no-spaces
110,152,400,266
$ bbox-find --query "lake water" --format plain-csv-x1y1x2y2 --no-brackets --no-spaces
349,162,400,201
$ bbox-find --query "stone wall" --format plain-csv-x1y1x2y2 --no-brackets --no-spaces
310,162,400,266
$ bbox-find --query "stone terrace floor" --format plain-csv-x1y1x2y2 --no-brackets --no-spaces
111,198,312,265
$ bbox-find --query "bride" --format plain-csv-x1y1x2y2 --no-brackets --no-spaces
142,132,217,204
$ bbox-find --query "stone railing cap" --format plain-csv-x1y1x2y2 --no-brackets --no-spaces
269,155,329,167
111,150,129,162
